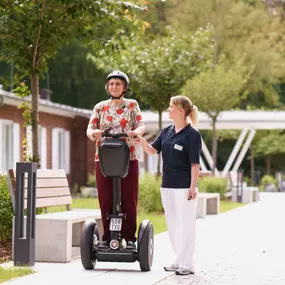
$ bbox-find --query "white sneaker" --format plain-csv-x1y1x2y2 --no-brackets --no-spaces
175,268,195,275
164,264,179,271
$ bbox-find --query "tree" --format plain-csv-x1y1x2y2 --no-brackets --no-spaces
182,60,248,174
90,26,214,129
0,0,144,164
167,0,285,109
254,130,285,175
43,40,106,109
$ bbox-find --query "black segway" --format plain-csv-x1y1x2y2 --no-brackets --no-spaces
80,131,154,271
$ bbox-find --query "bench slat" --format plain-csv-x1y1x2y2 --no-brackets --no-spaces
22,187,71,198
24,196,72,209
21,178,69,188
13,169,67,179
10,177,69,189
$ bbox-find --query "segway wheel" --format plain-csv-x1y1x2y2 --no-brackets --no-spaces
80,219,99,270
138,220,154,271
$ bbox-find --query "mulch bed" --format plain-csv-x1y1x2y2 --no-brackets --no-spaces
0,242,12,264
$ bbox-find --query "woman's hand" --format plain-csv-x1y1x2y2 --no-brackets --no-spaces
127,130,138,138
188,187,197,200
91,129,103,140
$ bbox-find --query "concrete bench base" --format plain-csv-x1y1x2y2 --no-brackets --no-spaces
197,193,220,219
12,209,102,263
232,187,259,204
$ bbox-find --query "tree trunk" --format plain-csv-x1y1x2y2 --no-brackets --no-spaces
265,155,271,175
250,145,255,186
156,110,162,177
154,0,167,35
30,0,44,167
156,0,166,22
211,118,217,175
31,73,40,166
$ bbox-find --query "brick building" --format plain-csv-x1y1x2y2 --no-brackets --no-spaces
0,88,95,189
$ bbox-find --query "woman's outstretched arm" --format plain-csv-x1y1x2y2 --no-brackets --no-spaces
137,135,157,155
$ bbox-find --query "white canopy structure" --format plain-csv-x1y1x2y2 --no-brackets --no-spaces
142,110,285,177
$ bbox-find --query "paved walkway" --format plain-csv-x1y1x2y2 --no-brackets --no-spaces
3,193,285,285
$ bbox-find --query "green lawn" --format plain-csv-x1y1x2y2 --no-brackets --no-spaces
220,200,245,213
47,197,245,234
0,266,34,284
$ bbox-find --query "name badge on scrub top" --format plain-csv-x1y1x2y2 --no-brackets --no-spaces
174,144,183,151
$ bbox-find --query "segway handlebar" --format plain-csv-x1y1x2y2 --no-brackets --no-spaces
101,130,129,139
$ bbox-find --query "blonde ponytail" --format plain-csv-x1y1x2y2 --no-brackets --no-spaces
189,105,198,127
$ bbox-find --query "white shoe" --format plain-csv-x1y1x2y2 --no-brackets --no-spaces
175,268,195,275
164,264,179,271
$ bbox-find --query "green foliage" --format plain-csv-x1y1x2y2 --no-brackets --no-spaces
44,41,106,109
0,175,14,244
0,0,145,76
89,25,215,130
198,176,228,200
13,82,32,127
255,130,285,157
183,59,248,119
0,0,145,164
0,267,34,283
168,0,285,109
243,176,252,186
87,173,97,188
260,175,277,191
138,173,163,213
183,59,249,172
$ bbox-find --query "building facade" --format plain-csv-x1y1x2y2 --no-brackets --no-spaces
0,88,95,189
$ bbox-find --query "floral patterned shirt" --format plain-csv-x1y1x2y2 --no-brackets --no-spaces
87,98,145,161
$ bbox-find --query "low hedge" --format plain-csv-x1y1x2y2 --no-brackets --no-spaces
198,176,228,200
138,173,163,213
0,175,14,243
260,175,277,191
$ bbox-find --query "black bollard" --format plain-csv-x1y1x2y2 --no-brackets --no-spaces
14,162,37,266
237,169,244,203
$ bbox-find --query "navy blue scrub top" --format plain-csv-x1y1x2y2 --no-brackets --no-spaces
151,124,201,188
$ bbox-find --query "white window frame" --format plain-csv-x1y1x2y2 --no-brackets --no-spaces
52,128,70,174
26,125,47,169
0,119,20,173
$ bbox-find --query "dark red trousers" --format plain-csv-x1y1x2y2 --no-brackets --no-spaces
95,160,139,242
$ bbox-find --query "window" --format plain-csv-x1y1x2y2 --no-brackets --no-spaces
52,128,70,174
0,120,20,173
26,125,47,169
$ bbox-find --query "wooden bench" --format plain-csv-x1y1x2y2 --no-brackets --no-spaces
229,171,259,204
7,168,102,263
196,193,220,219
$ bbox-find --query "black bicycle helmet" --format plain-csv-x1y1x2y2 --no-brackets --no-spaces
105,70,130,100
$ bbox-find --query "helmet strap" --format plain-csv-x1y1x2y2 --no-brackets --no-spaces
110,94,124,100
107,89,127,100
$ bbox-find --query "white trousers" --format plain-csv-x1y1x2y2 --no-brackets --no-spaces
161,187,198,270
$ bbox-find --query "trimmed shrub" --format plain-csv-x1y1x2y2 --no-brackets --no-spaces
198,176,227,200
87,173,96,187
0,175,14,243
260,175,277,191
138,173,163,213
